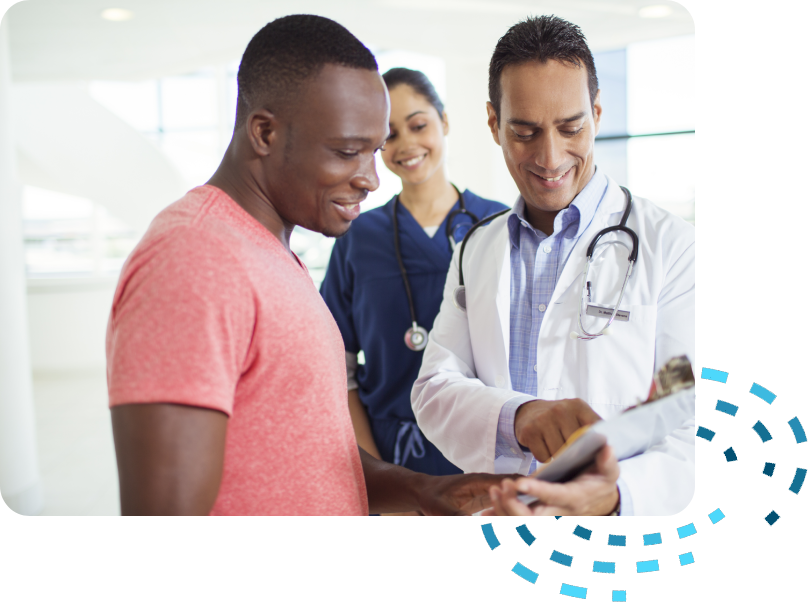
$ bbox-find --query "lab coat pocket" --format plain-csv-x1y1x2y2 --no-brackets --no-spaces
578,303,657,406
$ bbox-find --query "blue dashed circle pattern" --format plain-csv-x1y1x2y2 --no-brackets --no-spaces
482,368,808,602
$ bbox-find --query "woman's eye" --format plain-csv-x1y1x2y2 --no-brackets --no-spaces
412,123,427,131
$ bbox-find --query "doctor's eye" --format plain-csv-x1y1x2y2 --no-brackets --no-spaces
562,127,584,136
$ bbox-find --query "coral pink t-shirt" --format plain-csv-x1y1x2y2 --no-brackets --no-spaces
106,185,368,516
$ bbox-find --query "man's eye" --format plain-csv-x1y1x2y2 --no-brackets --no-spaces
338,150,359,158
563,127,584,136
514,132,533,140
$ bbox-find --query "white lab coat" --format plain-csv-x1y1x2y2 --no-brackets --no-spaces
411,176,695,516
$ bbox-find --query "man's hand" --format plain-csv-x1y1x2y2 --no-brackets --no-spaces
483,445,620,517
415,473,516,516
514,398,602,462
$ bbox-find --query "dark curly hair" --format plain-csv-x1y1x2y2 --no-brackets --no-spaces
488,15,598,123
235,14,377,127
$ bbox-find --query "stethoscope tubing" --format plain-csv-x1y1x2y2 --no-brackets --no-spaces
453,186,638,330
393,186,479,351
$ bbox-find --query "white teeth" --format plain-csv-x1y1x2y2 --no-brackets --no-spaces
541,173,564,182
400,155,425,167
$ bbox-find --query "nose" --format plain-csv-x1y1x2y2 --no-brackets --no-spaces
352,154,380,196
534,131,565,174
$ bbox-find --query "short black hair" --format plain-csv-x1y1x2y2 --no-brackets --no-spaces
488,15,598,122
382,68,445,118
235,14,378,127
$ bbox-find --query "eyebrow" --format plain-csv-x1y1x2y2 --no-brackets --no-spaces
507,111,587,127
405,110,426,120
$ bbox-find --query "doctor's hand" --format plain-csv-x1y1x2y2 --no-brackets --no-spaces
514,398,602,462
415,472,520,516
482,446,620,517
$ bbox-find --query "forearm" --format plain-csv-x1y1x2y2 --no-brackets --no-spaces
360,447,430,514
347,389,382,460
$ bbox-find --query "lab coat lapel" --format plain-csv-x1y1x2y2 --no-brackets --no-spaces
493,231,511,369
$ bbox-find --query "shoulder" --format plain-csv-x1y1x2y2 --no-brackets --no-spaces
462,189,510,215
631,195,695,248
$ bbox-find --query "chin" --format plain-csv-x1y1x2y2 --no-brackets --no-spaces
321,221,353,239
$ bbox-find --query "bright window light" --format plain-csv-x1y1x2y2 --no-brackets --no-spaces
100,8,133,22
638,5,673,18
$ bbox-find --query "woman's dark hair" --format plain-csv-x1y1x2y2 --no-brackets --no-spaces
488,15,598,123
382,68,445,118
236,14,377,127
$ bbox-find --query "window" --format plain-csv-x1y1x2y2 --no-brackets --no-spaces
594,35,695,223
23,186,138,277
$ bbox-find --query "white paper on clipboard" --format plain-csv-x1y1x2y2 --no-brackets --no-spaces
516,385,695,505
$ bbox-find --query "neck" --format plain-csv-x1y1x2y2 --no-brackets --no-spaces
397,168,459,228
206,138,294,252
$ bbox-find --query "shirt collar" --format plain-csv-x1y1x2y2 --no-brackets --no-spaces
507,167,607,248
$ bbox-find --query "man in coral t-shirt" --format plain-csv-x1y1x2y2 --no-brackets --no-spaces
106,15,504,515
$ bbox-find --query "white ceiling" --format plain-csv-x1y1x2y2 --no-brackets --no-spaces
7,0,694,82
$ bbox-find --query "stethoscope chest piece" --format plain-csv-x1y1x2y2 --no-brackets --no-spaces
404,322,429,352
452,285,467,311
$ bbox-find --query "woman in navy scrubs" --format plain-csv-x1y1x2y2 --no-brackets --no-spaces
320,68,507,483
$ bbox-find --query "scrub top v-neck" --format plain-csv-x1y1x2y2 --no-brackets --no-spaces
320,189,508,476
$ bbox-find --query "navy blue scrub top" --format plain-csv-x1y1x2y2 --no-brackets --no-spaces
320,189,508,476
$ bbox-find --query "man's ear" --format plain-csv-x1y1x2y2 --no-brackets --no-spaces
245,108,278,158
592,89,603,137
486,102,501,147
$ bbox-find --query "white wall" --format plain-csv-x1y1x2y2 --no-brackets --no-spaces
26,279,116,374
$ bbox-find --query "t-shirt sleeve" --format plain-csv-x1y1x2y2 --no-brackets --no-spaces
107,227,255,416
319,236,359,353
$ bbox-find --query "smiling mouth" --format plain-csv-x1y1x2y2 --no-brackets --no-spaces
398,154,426,167
535,167,571,182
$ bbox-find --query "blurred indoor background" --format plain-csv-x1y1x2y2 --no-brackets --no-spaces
0,0,694,515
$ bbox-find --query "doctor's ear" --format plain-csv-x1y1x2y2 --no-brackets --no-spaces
245,108,279,158
486,102,501,146
592,89,603,137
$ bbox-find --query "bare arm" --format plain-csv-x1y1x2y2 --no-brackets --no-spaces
347,389,382,460
111,403,228,515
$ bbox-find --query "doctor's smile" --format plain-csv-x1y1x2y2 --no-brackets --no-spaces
529,166,574,189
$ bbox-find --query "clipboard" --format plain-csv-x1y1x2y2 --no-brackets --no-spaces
516,356,695,505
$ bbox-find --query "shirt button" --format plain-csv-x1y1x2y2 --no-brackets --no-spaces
510,447,518,454
495,375,505,388
543,246,552,253
533,365,538,372
538,304,546,312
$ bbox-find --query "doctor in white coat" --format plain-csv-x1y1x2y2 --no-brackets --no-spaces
411,15,694,516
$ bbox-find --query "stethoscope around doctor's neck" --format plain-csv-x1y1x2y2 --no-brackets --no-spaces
452,185,639,342
393,185,480,351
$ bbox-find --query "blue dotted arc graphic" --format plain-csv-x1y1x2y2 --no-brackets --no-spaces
483,506,726,598
482,360,808,601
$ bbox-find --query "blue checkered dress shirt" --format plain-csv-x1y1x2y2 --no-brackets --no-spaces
495,169,607,465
